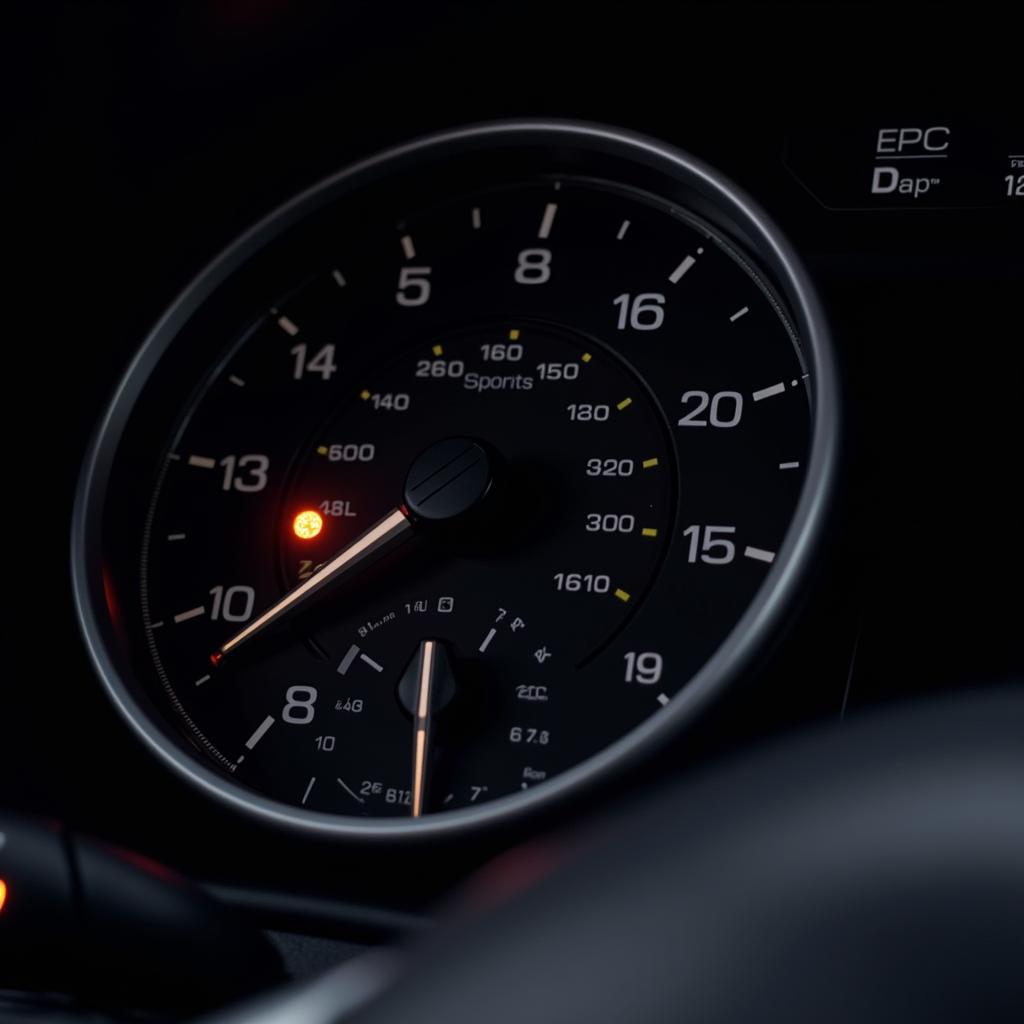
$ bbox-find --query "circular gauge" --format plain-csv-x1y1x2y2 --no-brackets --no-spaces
73,121,838,839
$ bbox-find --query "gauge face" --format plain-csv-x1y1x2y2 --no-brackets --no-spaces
75,123,838,837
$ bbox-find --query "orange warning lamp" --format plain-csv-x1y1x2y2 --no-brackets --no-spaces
292,509,324,540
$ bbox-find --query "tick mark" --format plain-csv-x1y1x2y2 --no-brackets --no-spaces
245,715,275,750
729,306,749,322
743,546,776,563
401,234,416,260
752,382,786,402
337,777,366,804
173,606,205,624
616,219,631,240
538,202,558,239
276,314,299,336
187,455,216,469
668,255,696,284
337,645,360,676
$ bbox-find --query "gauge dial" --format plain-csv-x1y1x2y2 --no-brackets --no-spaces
74,123,838,838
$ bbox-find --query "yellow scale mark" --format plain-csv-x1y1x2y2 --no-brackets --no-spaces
359,389,371,400
614,588,631,603
581,352,593,363
642,457,659,469
432,343,444,356
641,528,658,538
509,329,521,340
316,445,329,456
616,397,633,411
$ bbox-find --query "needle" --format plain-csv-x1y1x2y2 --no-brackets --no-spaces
411,640,437,817
213,436,493,663
214,506,413,661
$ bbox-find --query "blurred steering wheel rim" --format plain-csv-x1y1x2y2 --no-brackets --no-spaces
210,686,1024,1024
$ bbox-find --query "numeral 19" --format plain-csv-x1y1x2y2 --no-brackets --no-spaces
624,651,663,684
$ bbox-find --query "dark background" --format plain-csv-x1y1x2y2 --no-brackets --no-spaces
9,3,1022,931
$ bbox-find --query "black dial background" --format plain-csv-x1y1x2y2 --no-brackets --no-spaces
114,175,810,820
78,120,834,841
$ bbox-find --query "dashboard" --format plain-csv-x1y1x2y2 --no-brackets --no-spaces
7,3,1022,1012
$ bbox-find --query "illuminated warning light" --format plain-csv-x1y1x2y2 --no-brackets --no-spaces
509,328,521,340
0,879,7,914
293,509,324,541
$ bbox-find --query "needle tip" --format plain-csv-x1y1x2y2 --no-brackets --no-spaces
210,651,224,668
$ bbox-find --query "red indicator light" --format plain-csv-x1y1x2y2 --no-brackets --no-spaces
293,509,324,540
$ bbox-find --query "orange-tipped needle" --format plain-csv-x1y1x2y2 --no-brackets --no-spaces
411,640,437,818
213,506,413,661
